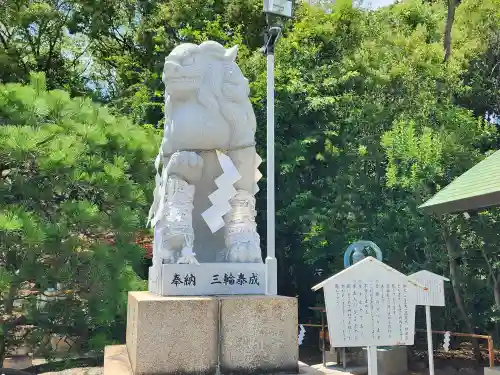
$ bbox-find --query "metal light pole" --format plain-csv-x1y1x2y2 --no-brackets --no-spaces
262,0,292,296
263,26,280,296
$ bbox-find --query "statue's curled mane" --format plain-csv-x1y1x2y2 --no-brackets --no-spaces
163,41,257,149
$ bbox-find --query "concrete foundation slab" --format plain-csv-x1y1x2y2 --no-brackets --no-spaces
485,367,500,375
104,346,359,375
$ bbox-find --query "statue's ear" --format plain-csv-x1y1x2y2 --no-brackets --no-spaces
225,45,238,61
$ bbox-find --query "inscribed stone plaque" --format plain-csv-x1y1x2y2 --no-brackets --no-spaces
408,270,448,307
313,257,422,348
155,263,266,296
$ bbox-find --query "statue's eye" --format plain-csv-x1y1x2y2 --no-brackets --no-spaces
183,56,194,66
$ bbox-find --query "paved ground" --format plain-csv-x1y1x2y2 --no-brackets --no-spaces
39,368,103,375
3,343,490,375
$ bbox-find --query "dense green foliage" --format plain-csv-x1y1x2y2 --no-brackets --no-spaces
2,0,500,361
0,73,158,360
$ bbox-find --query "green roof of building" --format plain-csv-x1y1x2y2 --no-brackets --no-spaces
419,149,500,214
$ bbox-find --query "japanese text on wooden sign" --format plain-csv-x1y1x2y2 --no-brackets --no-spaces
313,257,421,348
408,270,448,307
328,280,415,347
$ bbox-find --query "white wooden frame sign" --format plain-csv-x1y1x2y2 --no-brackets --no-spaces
312,257,426,375
408,270,449,375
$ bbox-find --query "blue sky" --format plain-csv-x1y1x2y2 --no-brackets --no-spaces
360,0,397,9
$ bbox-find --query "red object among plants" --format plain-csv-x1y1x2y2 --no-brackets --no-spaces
135,233,153,259
98,232,153,259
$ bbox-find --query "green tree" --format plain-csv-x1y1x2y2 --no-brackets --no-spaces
5,0,500,356
0,72,158,361
0,0,95,96
239,0,500,349
71,0,266,125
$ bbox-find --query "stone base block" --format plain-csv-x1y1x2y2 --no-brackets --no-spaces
360,347,407,375
104,345,133,375
220,295,298,374
126,292,218,375
325,348,366,367
123,291,298,375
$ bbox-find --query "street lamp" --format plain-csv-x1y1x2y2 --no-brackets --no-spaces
263,0,293,17
262,0,292,296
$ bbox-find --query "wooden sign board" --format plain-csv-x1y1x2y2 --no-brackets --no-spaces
312,257,424,348
408,270,449,307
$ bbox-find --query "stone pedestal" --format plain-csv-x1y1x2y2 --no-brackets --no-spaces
361,347,408,375
126,292,218,374
106,291,298,375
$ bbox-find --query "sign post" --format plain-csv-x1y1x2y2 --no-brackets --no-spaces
367,346,378,375
408,270,450,375
312,257,425,375
425,305,434,375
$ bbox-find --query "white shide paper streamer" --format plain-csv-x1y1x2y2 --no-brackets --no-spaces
443,331,450,352
147,141,167,228
298,325,306,345
254,153,262,194
201,150,242,233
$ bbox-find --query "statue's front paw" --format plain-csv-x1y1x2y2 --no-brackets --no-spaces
164,233,187,251
227,243,263,263
177,247,200,265
156,249,177,264
167,151,204,184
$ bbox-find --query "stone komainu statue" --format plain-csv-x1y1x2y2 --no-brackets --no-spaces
148,41,263,267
